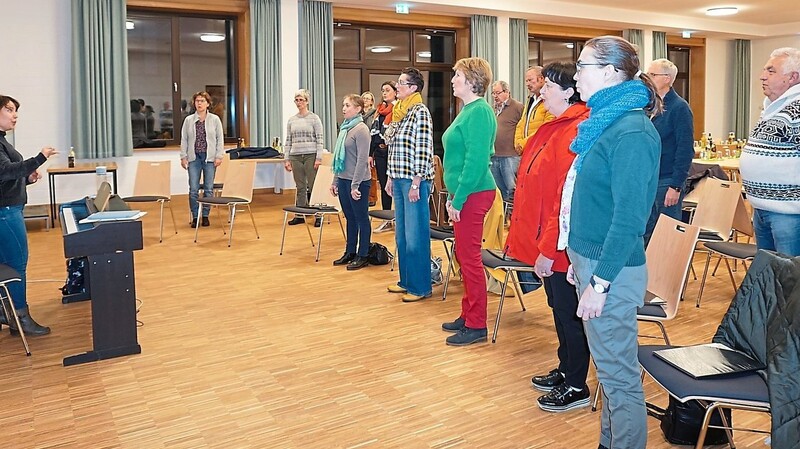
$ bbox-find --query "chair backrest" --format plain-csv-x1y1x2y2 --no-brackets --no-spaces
690,177,742,239
482,189,505,250
433,155,446,193
732,195,754,237
213,153,230,184
220,160,257,202
308,153,341,209
645,215,700,319
132,160,171,198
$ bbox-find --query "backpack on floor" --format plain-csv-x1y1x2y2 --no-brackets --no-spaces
367,242,392,265
431,256,443,285
646,397,732,445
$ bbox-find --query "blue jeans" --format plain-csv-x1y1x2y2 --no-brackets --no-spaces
0,205,29,310
392,178,432,297
489,155,520,204
643,180,685,246
338,178,372,257
188,154,216,218
753,208,800,257
568,248,648,449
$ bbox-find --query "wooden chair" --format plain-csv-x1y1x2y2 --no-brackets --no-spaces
0,264,31,356
279,153,345,262
431,155,449,225
193,160,260,247
212,153,230,197
122,160,177,243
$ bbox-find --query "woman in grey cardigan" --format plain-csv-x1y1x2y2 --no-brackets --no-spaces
284,89,325,226
180,91,225,228
330,94,372,270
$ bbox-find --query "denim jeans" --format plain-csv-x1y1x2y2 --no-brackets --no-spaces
188,154,216,218
0,205,29,309
337,178,372,257
392,177,432,297
753,208,800,257
489,155,520,204
643,180,685,246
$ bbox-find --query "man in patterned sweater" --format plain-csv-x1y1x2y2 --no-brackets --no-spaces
740,47,800,256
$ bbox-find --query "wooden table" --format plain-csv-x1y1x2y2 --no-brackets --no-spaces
48,162,119,224
692,157,740,181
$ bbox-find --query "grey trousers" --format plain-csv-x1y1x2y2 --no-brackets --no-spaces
568,248,648,449
289,153,318,207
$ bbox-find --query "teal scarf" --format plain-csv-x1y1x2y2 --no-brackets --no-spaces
570,80,650,173
332,115,363,174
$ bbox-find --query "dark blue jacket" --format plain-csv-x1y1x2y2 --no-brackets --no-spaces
652,88,694,188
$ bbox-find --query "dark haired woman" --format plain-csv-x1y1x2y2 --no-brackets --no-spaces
0,94,58,335
370,81,397,232
506,62,591,412
565,36,662,449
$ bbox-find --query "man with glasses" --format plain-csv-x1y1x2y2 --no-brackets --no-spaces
490,81,523,208
514,66,554,155
643,58,694,246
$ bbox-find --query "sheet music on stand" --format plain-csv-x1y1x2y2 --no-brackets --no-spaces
62,207,79,234
79,210,146,224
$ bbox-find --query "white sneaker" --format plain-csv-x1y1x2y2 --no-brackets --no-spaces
374,221,394,233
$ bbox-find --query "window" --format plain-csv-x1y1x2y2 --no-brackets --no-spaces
668,46,691,101
127,12,238,147
528,37,583,67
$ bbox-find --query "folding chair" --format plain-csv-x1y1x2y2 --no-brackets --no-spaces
481,249,541,343
369,209,396,270
431,155,449,225
122,160,177,242
193,160,260,247
0,264,31,356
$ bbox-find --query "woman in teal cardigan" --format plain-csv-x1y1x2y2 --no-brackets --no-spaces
441,57,497,346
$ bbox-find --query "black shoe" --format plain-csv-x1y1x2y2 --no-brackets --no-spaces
8,307,50,336
598,445,609,449
445,326,487,346
368,201,376,207
287,217,305,226
442,316,465,333
531,369,565,392
536,383,590,413
201,217,210,227
346,256,369,271
190,218,198,228
333,253,355,266
314,217,322,227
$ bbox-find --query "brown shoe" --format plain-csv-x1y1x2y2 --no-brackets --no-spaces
401,293,430,303
387,284,407,293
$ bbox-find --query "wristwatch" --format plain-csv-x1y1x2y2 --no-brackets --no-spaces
590,276,610,294
411,184,419,190
669,185,682,192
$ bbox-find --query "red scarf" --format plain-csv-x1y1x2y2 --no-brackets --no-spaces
377,102,394,125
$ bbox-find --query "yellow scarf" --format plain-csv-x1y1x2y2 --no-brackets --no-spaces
392,92,423,123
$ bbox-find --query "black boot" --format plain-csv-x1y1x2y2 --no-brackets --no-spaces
333,253,355,266
10,307,51,336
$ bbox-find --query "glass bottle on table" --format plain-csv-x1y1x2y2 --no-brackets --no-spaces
68,146,76,168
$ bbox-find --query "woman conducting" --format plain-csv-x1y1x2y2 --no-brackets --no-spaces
0,94,58,336
330,94,372,270
385,68,435,303
370,81,397,232
505,62,591,411
439,57,497,346
284,89,325,227
180,91,225,228
565,36,662,449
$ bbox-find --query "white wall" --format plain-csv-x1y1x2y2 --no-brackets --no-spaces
749,36,800,129
703,38,737,139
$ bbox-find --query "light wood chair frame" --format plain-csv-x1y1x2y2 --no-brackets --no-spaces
193,160,260,247
0,265,31,356
122,160,177,243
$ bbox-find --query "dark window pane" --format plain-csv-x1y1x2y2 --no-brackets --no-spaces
415,31,454,64
541,40,575,66
334,68,361,125
365,28,410,62
528,40,540,67
334,28,360,60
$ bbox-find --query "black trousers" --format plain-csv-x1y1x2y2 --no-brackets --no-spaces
543,271,590,389
373,149,392,211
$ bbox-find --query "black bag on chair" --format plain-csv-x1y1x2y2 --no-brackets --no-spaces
367,243,392,265
647,397,732,445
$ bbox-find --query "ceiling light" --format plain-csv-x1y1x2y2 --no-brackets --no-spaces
420,34,431,40
200,33,225,43
682,30,692,38
705,7,738,16
417,51,432,58
370,46,392,53
126,20,134,30
565,43,574,49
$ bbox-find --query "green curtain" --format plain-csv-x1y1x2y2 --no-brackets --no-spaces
470,15,498,101
652,31,667,61
734,39,751,139
509,18,528,103
299,0,335,149
623,29,644,66
71,0,132,158
250,0,283,147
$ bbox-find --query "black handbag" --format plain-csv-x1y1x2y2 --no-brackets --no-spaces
367,242,392,265
647,397,732,445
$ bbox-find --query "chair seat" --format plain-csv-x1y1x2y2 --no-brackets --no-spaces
198,196,248,205
637,303,668,319
430,225,454,240
698,230,725,241
703,242,757,259
283,205,338,215
123,195,168,202
369,210,395,221
639,345,770,405
481,249,536,270
0,264,22,283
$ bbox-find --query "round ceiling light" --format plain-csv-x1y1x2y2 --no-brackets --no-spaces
705,7,738,16
200,33,226,43
126,20,135,30
370,46,392,53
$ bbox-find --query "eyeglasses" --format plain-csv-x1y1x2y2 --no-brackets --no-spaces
396,81,413,87
575,61,608,72
294,98,308,102
490,91,506,96
647,73,670,77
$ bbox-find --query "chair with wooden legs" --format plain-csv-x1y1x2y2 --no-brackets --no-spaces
193,160,260,247
0,264,31,356
212,153,230,197
122,160,177,243
431,155,449,225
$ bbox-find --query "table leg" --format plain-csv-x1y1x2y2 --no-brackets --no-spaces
49,173,57,224
112,170,118,194
274,164,283,194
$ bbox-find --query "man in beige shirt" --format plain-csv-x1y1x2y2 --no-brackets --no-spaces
490,80,524,206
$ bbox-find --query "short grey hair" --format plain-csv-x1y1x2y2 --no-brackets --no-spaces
526,66,543,76
492,80,510,92
651,58,678,84
294,89,311,102
770,47,800,74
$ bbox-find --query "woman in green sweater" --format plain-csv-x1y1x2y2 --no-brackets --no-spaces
441,57,497,346
564,36,662,449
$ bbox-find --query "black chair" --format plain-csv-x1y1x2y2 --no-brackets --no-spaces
481,249,541,343
0,264,31,356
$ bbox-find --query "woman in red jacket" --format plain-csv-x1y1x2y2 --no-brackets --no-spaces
504,62,591,413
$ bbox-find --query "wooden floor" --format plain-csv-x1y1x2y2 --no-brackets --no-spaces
1,192,770,448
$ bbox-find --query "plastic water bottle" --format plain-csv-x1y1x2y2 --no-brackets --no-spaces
95,165,109,189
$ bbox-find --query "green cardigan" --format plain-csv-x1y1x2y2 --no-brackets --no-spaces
442,99,497,210
568,110,660,282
